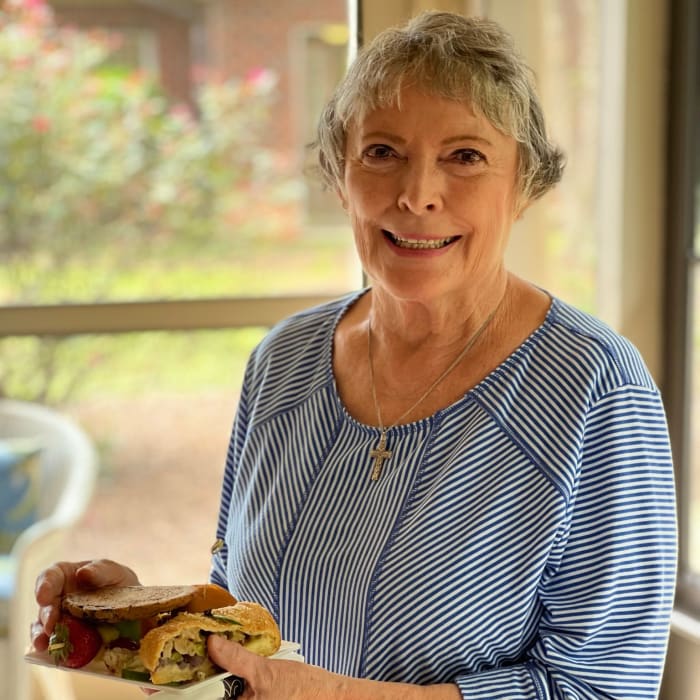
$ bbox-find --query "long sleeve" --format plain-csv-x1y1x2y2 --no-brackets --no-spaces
455,385,677,698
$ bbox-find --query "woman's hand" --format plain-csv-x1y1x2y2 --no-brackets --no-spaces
206,636,462,700
207,636,327,700
31,558,139,652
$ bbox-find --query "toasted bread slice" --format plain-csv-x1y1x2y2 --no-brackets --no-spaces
62,585,197,622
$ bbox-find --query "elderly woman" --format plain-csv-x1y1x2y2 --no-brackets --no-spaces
33,11,675,700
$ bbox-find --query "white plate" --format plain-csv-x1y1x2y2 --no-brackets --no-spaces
25,641,303,696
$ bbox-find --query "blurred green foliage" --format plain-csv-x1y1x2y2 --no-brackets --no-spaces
0,0,316,403
0,0,302,297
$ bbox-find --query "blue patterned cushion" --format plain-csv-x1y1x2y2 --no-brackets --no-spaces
0,438,42,554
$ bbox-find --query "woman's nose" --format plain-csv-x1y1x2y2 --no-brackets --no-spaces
396,161,444,213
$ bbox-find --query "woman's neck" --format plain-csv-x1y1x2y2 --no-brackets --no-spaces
366,272,511,354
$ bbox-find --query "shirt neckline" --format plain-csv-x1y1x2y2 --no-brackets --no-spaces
324,288,558,434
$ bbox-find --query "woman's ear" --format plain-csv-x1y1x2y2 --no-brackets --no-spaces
336,185,349,211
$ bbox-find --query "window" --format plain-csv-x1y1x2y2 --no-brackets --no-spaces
0,0,355,585
0,0,357,310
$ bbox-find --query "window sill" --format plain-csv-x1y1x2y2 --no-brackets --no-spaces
672,608,700,644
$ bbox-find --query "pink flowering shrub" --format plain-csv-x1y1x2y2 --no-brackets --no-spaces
0,0,301,300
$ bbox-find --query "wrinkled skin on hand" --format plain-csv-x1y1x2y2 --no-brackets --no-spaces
208,635,328,700
31,558,139,652
205,636,461,700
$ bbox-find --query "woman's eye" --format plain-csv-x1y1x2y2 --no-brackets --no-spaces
451,149,486,165
362,144,397,160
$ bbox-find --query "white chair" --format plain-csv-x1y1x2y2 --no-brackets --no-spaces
0,399,97,700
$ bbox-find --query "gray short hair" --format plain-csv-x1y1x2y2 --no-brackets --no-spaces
316,11,565,203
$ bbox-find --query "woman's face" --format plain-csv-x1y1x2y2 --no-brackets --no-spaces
340,86,524,305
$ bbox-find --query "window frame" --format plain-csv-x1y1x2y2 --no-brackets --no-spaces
664,0,700,615
0,0,355,340
0,296,339,337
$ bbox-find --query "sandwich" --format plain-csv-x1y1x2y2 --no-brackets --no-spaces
139,601,282,684
46,583,241,682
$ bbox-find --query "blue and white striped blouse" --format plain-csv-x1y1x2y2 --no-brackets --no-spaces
210,290,677,699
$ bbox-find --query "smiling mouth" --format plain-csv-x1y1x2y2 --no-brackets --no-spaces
383,230,460,250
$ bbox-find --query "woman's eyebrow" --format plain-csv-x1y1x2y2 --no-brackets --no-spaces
361,131,406,143
442,134,494,147
360,131,494,147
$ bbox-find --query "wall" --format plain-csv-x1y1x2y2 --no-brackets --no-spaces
203,0,346,157
51,1,195,107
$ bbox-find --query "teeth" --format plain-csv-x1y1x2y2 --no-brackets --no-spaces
388,232,456,249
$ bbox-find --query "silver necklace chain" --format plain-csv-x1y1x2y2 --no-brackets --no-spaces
366,300,502,480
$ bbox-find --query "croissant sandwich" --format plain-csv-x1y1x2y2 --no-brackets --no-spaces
47,584,229,678
139,601,282,684
41,584,281,686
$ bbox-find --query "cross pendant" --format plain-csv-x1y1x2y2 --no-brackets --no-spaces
369,430,392,481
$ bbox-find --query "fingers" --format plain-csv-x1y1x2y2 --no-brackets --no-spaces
207,635,261,681
35,561,86,605
208,636,279,699
35,558,139,606
207,638,321,700
32,559,140,647
74,559,140,588
33,561,88,641
30,621,49,651
207,634,246,670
